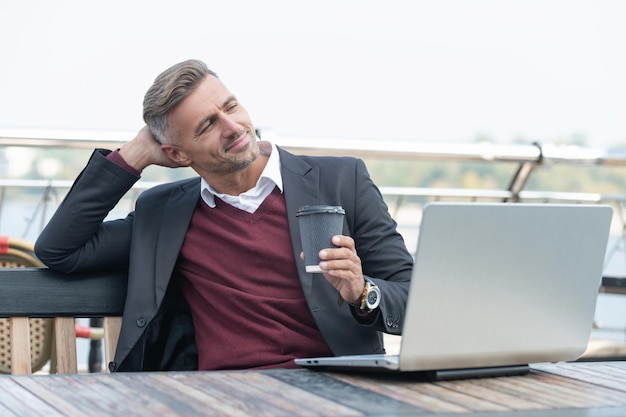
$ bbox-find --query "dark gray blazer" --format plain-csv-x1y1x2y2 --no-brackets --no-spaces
35,146,414,372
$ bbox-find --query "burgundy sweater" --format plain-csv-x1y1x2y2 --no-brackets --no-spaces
177,188,333,370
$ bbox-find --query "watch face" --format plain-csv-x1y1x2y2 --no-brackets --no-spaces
367,291,378,305
366,285,381,309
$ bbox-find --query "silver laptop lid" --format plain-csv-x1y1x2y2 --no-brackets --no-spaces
399,203,612,371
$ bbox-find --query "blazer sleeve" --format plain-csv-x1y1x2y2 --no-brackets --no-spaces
34,149,139,273
348,158,413,334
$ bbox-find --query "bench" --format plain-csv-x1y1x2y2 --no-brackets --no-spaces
1,268,624,374
0,267,127,374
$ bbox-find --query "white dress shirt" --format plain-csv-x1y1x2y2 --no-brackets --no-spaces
200,142,283,213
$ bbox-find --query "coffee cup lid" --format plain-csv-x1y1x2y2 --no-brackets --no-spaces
296,205,345,216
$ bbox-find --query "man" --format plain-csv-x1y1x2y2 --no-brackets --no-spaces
35,59,414,372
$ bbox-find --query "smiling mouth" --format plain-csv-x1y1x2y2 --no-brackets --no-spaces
225,131,249,153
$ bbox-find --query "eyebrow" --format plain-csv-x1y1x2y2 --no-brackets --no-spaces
194,95,238,137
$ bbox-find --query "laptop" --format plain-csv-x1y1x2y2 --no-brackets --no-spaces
295,202,613,380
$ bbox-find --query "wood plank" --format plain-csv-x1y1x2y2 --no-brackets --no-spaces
269,369,425,415
0,268,126,317
147,372,347,417
103,316,121,367
480,374,583,408
8,317,31,374
0,376,63,417
214,372,360,417
54,317,77,374
533,372,624,406
433,378,546,411
535,363,626,392
386,379,509,412
40,371,360,417
42,374,181,417
7,376,87,417
131,373,252,417
129,372,297,417
475,371,616,409
332,373,471,413
1,364,626,417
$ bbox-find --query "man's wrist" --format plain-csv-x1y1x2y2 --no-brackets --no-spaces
118,140,157,172
349,282,369,308
349,277,381,312
106,149,141,177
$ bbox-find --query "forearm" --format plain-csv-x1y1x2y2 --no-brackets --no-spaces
118,125,183,171
119,138,157,172
34,149,138,272
351,160,413,333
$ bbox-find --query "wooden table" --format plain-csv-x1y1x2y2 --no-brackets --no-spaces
1,362,626,416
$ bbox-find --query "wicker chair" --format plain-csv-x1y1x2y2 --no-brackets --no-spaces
0,236,53,374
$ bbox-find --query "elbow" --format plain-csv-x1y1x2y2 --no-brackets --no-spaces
34,239,78,273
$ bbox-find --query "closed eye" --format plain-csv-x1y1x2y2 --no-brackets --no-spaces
196,117,215,137
225,101,238,113
194,96,239,137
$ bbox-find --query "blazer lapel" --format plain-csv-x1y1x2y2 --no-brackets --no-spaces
279,147,320,298
154,179,200,304
151,148,320,305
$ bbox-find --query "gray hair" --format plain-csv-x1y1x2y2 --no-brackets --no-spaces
143,59,218,144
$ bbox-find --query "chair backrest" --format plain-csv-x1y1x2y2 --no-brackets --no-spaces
0,266,127,374
0,236,52,374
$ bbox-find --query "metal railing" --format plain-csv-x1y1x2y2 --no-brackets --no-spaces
2,129,626,261
2,129,626,342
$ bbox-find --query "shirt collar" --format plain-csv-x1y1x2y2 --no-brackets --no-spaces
200,141,283,208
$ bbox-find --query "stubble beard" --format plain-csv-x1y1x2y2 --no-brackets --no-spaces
218,139,261,174
226,152,259,173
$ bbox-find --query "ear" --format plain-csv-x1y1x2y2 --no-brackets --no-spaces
162,144,192,167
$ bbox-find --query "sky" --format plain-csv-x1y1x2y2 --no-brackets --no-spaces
1,0,626,147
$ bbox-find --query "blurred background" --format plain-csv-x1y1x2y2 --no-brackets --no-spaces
1,0,625,147
2,0,626,370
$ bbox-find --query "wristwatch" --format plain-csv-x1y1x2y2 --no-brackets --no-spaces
358,277,381,311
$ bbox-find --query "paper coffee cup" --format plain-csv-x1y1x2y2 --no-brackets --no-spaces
296,205,345,273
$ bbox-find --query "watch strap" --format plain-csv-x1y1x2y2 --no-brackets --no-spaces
358,282,370,310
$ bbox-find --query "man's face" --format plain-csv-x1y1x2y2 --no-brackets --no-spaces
165,75,259,176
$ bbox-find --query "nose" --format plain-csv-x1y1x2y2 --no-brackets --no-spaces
218,112,241,138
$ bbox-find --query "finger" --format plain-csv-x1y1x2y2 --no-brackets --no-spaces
320,258,359,275
331,235,355,251
319,247,353,260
